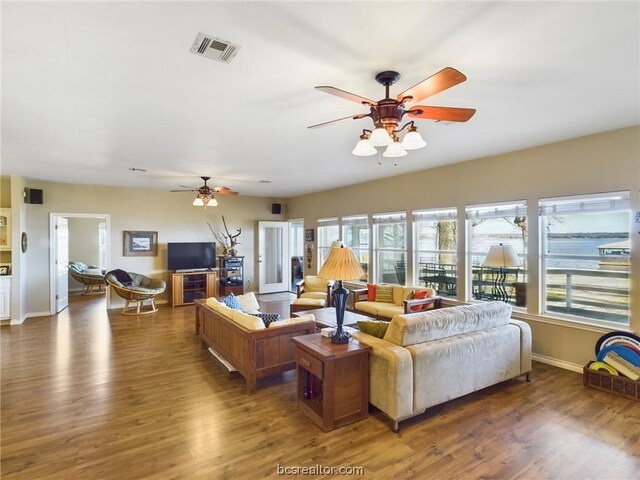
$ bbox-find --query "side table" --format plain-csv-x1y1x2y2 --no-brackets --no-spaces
291,333,370,432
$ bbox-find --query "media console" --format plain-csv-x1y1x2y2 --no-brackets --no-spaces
169,270,218,306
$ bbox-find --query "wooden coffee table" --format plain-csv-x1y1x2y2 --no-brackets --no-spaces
292,307,371,329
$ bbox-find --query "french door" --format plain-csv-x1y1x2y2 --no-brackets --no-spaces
258,221,289,293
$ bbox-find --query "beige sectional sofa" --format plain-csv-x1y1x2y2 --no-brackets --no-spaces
352,302,532,431
352,285,441,319
195,294,316,393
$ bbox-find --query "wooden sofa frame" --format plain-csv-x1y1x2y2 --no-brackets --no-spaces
194,299,316,394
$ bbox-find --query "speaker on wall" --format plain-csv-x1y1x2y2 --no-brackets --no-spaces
271,203,281,214
24,188,44,204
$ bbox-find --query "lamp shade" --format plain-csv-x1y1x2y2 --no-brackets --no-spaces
482,244,520,268
352,138,377,156
318,246,365,281
383,140,407,158
192,197,205,206
402,129,427,150
369,126,392,147
206,197,218,207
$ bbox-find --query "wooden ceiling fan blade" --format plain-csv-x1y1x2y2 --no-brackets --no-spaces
397,67,467,105
214,187,239,196
307,113,368,129
170,189,196,192
315,86,377,106
407,106,476,122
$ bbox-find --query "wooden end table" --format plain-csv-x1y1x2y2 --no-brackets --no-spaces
291,333,370,432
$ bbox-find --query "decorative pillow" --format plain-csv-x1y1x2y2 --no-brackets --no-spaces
106,269,134,287
357,320,390,339
375,285,394,303
236,292,260,313
250,312,281,327
367,284,376,302
411,289,431,311
222,293,242,310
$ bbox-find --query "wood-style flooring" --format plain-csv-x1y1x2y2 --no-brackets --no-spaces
1,294,639,479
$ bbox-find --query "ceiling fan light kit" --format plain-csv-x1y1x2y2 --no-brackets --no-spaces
309,67,475,162
171,176,238,209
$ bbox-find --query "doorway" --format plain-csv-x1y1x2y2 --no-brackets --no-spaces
289,220,304,292
49,213,111,314
258,221,289,294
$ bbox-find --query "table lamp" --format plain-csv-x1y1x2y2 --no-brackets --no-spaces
318,243,365,343
482,243,520,302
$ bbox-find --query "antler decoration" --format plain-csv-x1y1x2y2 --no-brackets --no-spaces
208,215,241,256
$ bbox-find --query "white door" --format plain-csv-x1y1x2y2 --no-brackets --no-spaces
258,221,289,293
55,217,69,312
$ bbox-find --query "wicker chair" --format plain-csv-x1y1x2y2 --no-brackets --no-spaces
68,261,107,295
105,272,166,315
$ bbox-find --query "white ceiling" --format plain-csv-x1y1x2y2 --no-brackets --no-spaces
2,2,639,198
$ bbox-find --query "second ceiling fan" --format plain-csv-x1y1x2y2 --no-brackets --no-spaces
309,67,476,158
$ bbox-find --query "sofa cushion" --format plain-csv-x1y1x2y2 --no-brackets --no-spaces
301,291,328,301
367,284,376,301
357,320,390,339
392,286,405,306
206,297,222,311
384,302,512,347
304,276,329,293
269,314,315,328
375,285,394,303
376,304,403,319
217,303,237,319
236,292,260,313
355,301,389,317
231,310,266,330
250,312,281,327
223,293,242,310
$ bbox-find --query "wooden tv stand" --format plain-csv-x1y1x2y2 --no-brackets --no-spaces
169,270,218,306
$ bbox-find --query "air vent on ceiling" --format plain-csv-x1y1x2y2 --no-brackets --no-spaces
189,32,240,63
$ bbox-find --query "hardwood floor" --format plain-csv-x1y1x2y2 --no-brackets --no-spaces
1,294,639,479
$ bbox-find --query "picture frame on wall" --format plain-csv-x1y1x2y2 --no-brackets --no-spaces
123,231,158,257
0,209,11,250
0,265,10,275
305,228,314,242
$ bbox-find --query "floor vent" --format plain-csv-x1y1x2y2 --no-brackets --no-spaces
189,32,240,63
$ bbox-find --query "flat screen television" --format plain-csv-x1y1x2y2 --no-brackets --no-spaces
167,242,216,271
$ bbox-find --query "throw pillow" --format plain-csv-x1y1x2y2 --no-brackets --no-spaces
375,285,394,303
367,283,376,302
411,290,431,311
222,293,242,310
357,320,390,339
251,312,282,327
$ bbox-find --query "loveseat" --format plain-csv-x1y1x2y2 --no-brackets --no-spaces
195,293,316,394
352,284,441,319
352,302,532,431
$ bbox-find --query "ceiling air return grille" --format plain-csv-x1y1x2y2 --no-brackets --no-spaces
189,32,240,63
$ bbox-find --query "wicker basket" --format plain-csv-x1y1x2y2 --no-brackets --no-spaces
583,361,640,401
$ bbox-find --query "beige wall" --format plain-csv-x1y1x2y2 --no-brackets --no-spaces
288,126,640,370
21,180,285,313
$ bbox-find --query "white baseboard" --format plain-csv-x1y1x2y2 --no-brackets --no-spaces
531,353,583,373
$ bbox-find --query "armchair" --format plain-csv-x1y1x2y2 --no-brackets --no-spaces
68,261,106,295
106,271,166,315
290,275,334,314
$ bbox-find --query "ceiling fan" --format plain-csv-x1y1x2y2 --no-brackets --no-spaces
308,67,476,158
171,176,238,208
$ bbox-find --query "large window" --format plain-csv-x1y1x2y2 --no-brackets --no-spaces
317,217,339,269
342,215,369,282
540,192,630,325
413,208,457,297
373,212,406,285
466,201,527,307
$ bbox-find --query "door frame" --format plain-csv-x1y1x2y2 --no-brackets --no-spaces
49,212,111,314
258,221,290,294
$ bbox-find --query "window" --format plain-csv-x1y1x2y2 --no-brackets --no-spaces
413,208,457,297
373,212,406,285
466,201,527,307
540,192,630,326
342,215,369,282
317,217,339,269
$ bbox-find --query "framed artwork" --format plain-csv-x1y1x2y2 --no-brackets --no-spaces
305,228,315,242
0,265,10,275
0,209,11,250
123,231,158,256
